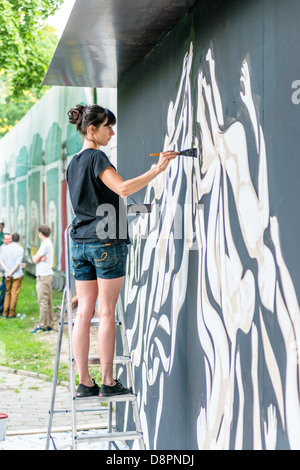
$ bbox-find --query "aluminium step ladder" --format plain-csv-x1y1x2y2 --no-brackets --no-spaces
45,224,145,450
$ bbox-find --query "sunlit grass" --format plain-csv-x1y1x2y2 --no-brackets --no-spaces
0,273,63,381
0,273,103,386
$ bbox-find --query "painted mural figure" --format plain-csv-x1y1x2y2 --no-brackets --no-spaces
125,43,300,450
196,47,300,450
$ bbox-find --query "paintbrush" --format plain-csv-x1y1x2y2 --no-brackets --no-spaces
149,148,200,158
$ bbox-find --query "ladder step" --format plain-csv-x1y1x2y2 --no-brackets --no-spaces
75,430,143,443
51,406,108,414
75,393,136,404
88,355,130,365
63,319,122,326
91,318,122,327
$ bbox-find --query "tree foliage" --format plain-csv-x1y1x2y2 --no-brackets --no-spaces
0,0,63,136
0,0,63,97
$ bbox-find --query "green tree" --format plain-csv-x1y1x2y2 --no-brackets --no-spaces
0,0,63,136
0,0,63,96
0,68,53,137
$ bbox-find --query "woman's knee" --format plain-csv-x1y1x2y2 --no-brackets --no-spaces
97,305,115,321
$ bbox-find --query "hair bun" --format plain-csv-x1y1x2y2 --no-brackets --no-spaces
67,103,116,137
67,104,85,126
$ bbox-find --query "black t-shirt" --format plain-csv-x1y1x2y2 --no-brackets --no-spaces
66,148,129,244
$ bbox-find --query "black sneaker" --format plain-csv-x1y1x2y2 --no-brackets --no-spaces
31,326,47,334
76,379,100,397
99,378,131,397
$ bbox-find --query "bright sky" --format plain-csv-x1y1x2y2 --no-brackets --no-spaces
47,0,76,38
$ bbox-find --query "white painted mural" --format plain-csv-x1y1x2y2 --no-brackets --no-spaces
124,43,300,450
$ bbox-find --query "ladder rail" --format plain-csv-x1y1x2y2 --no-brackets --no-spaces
116,298,144,441
116,299,135,393
45,286,67,450
64,224,78,449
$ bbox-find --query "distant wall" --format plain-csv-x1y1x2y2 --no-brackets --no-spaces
0,87,88,288
117,0,300,450
0,86,117,289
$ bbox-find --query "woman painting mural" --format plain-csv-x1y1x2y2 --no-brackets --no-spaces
67,104,178,397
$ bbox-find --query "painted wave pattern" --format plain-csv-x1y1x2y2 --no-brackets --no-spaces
123,43,300,450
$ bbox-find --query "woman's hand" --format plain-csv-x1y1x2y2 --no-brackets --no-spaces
156,150,179,172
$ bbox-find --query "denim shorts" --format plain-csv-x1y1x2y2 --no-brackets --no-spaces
71,242,128,281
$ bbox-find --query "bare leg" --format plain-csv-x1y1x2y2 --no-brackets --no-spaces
97,277,124,386
72,280,98,387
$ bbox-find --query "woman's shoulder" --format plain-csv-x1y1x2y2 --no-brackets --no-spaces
72,148,108,158
78,148,109,163
91,149,109,159
92,150,116,174
68,148,108,168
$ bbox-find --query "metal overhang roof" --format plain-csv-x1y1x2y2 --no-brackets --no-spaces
43,0,198,88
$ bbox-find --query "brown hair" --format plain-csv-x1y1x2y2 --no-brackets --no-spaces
38,224,51,237
12,233,20,242
67,104,116,136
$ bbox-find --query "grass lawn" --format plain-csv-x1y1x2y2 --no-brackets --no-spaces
0,273,101,386
0,273,66,381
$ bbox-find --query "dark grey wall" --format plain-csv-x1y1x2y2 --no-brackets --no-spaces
117,0,300,450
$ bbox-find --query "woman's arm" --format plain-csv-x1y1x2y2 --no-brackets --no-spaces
98,150,178,197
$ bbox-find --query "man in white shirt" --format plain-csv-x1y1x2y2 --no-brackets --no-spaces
0,233,24,318
32,224,54,333
0,232,11,315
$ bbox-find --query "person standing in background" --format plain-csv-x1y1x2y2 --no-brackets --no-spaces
0,232,12,316
0,223,5,246
0,233,24,318
31,224,54,333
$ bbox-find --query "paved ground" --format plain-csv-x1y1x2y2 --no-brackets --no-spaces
0,366,118,450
